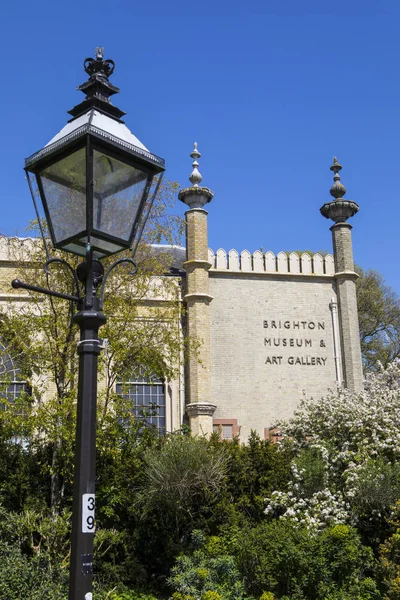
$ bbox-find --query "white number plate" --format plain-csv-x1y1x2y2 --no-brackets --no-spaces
82,494,95,533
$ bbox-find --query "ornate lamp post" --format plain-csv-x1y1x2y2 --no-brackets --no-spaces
12,48,165,600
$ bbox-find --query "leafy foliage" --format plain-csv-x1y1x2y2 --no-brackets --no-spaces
377,501,400,599
128,434,228,579
0,180,185,512
0,506,70,599
264,361,400,540
234,520,378,599
0,543,67,600
2,219,400,599
211,432,293,522
357,266,400,371
141,435,228,522
168,531,248,600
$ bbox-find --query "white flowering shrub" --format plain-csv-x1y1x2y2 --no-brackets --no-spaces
265,489,350,530
265,361,400,530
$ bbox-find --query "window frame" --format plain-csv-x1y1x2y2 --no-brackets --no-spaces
213,418,240,441
0,342,29,413
116,365,166,432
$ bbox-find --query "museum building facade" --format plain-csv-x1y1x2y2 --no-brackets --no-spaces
0,149,363,442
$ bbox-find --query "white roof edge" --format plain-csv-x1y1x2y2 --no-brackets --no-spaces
45,109,149,152
149,244,186,250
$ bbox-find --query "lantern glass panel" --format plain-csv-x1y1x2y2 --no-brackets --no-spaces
93,150,149,241
39,148,87,244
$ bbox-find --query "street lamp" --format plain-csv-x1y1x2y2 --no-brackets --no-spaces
12,48,165,600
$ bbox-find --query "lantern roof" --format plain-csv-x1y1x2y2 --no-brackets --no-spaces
25,47,165,173
45,109,149,152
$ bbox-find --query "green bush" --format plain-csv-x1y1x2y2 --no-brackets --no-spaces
131,435,228,578
376,500,400,599
352,457,400,517
0,542,67,599
233,520,379,599
168,531,248,600
293,447,327,498
109,591,160,600
213,432,293,522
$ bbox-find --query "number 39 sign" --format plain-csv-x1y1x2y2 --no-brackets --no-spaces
82,494,95,533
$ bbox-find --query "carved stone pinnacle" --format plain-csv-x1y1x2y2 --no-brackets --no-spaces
320,158,359,223
329,156,346,199
189,142,203,187
179,142,214,209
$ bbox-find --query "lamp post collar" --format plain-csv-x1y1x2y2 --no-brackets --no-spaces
68,47,126,122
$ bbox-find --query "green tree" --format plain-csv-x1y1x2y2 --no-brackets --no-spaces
356,266,400,371
210,432,293,522
0,180,185,513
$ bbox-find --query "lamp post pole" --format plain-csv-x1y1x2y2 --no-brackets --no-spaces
13,255,107,600
69,257,106,599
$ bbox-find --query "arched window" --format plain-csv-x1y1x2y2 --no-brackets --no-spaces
116,365,166,431
0,341,29,413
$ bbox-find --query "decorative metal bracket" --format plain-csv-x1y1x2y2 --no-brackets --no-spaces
44,257,81,300
11,279,80,303
12,254,138,311
99,257,137,309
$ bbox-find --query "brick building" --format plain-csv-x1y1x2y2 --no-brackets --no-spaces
176,147,362,441
0,148,363,442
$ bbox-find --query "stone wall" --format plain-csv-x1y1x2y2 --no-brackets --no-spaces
208,249,339,441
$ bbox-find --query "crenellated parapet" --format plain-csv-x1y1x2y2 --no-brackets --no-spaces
208,249,335,276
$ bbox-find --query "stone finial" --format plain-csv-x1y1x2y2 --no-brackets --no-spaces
320,158,359,223
189,143,202,186
179,142,214,209
329,157,346,199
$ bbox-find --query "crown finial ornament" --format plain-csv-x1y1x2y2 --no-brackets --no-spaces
68,47,124,121
83,47,115,80
189,142,203,186
178,142,214,209
320,158,359,223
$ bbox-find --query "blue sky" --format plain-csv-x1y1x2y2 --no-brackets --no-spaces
1,0,400,292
